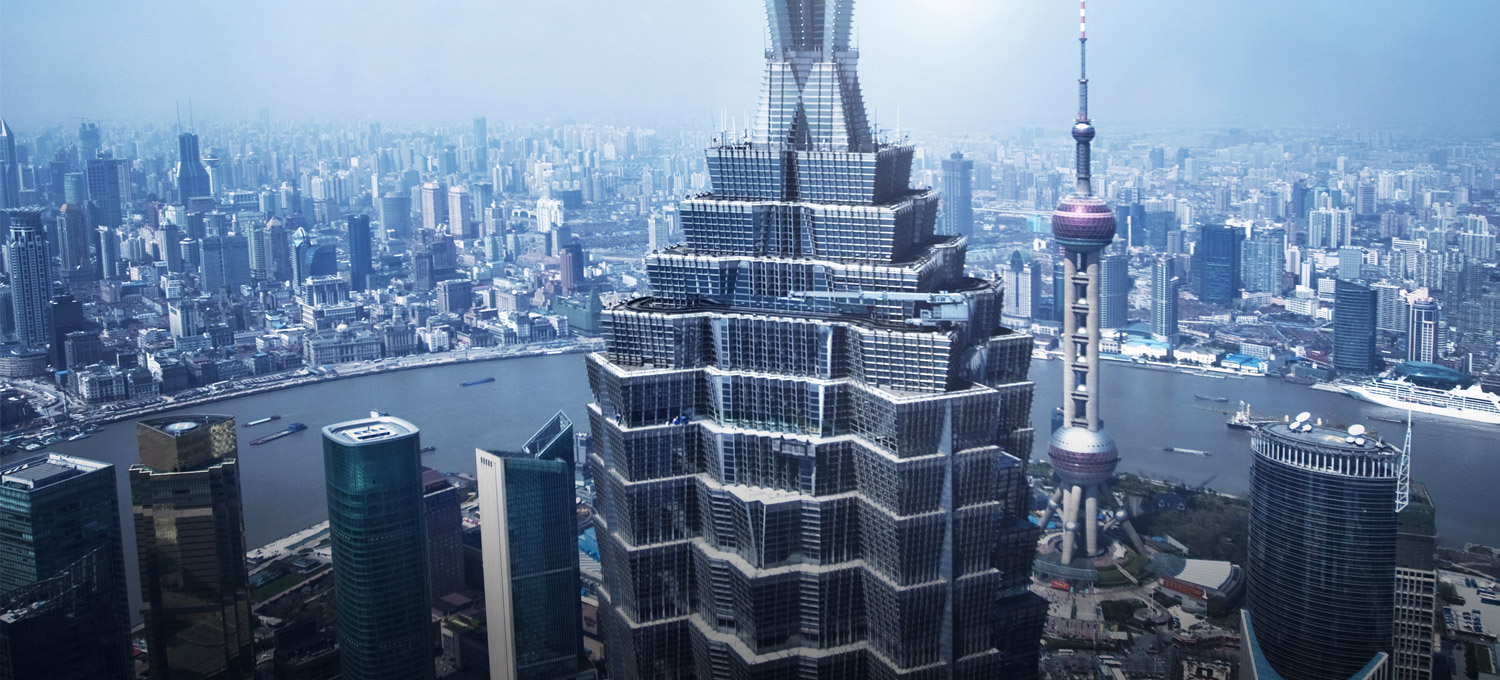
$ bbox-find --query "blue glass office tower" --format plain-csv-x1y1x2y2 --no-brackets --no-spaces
323,416,434,680
348,214,373,291
0,453,132,680
941,152,975,238
587,1,1043,677
476,411,584,680
1194,224,1242,305
1244,420,1399,679
1334,279,1381,374
177,133,212,202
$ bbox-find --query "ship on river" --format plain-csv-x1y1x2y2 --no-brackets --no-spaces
1340,362,1500,426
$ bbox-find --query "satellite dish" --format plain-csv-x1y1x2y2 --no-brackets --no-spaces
1348,424,1367,437
1295,412,1311,423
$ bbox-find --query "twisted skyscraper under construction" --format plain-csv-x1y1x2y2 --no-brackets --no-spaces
588,2,1045,677
1036,2,1147,569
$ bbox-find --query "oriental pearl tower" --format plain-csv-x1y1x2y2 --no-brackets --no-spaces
1037,1,1146,567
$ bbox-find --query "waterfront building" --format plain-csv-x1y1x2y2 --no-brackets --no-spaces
4,209,53,349
131,415,254,679
1194,224,1242,305
1406,296,1439,363
1244,416,1401,679
1334,279,1381,374
0,453,132,680
1373,282,1405,333
422,468,465,606
348,214,373,291
177,133,212,201
1099,253,1129,329
587,1,1044,676
1152,257,1180,344
323,415,434,680
941,151,975,238
475,411,584,680
1035,6,1148,574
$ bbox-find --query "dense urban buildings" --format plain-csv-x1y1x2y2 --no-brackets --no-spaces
1244,416,1401,679
322,415,434,680
0,453,132,680
476,411,585,680
587,1,1044,676
131,414,254,679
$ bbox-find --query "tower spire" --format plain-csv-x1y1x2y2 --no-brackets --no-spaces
1071,0,1095,197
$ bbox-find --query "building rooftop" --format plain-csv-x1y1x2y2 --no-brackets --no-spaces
1257,421,1398,458
0,453,108,491
323,416,418,445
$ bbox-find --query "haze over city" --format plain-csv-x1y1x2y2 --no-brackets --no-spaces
5,0,1499,132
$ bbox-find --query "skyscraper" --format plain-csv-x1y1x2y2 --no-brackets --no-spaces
1099,253,1129,329
1036,5,1147,571
1002,249,1042,321
0,453,133,680
56,202,93,279
1243,416,1400,679
1334,279,1381,374
177,133,212,201
1393,484,1438,680
588,1,1043,676
1406,296,1439,363
4,208,54,349
475,412,584,680
473,117,489,171
380,193,412,241
421,182,447,232
1151,257,1180,344
1309,207,1354,250
1194,224,1242,305
348,214,373,291
97,225,122,279
0,119,18,209
86,157,125,228
448,185,474,239
421,468,465,606
941,151,975,238
558,242,585,294
1241,226,1285,294
323,415,434,680
131,415,254,680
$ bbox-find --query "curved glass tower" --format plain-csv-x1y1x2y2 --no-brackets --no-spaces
322,416,433,680
587,1,1044,677
1245,420,1399,679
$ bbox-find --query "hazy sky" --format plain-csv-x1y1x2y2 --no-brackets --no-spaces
4,0,1498,135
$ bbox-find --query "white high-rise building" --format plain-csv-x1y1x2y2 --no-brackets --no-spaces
535,197,563,233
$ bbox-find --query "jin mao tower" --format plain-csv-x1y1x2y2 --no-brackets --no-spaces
588,1,1044,677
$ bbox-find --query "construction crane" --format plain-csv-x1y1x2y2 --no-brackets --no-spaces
782,291,971,326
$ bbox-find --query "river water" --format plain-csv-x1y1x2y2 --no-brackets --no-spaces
10,352,1495,618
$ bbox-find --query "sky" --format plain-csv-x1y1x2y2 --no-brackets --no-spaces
3,0,1498,136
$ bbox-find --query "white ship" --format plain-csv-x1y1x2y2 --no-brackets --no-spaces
1341,363,1500,425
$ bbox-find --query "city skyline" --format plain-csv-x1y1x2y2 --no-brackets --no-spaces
3,1,1499,134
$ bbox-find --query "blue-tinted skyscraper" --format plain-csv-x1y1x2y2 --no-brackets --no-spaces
588,1,1043,677
0,453,132,680
348,214,373,291
176,133,212,201
323,416,434,680
1195,224,1243,305
1151,257,1180,344
0,119,20,210
475,412,584,680
1244,419,1399,679
941,152,975,238
1334,279,1381,374
4,208,54,349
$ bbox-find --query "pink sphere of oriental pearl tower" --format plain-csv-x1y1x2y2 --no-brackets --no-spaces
1037,1,1146,567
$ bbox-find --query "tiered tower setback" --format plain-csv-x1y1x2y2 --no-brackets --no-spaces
1036,2,1147,567
587,1,1045,677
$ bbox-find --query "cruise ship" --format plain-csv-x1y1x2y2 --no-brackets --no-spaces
1341,362,1500,425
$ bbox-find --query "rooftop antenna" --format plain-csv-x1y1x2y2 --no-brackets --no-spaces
1395,392,1413,512
189,100,195,132
176,101,182,131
